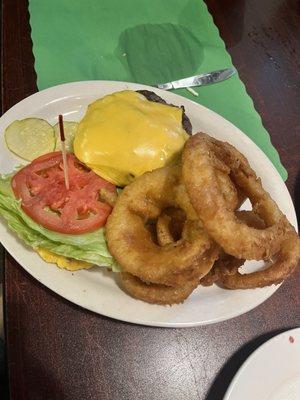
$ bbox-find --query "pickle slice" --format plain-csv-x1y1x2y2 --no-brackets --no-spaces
5,118,55,161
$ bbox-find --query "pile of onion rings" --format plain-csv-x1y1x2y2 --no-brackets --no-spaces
106,133,300,305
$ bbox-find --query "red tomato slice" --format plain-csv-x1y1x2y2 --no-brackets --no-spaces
12,151,116,234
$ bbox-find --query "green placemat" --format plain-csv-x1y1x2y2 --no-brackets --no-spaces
28,0,287,179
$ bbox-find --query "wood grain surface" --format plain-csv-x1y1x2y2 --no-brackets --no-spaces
1,1,300,399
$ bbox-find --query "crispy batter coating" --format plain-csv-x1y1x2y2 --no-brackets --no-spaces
200,253,244,287
120,272,198,305
182,133,291,260
156,208,185,247
156,171,240,248
158,243,219,287
216,171,239,211
221,229,300,288
99,187,118,207
200,211,264,286
106,166,215,286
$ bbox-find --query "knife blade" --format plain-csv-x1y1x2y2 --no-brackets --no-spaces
156,67,236,90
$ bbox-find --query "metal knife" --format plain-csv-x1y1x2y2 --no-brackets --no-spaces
156,67,236,90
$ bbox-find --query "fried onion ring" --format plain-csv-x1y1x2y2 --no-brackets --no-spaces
235,210,266,229
155,171,241,248
200,211,264,286
156,208,185,247
200,253,244,286
158,242,219,287
106,166,215,285
120,272,198,305
154,213,219,286
182,133,291,260
216,171,239,211
220,228,300,288
99,187,118,207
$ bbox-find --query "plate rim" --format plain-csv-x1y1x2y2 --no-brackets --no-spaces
0,80,297,328
223,327,300,399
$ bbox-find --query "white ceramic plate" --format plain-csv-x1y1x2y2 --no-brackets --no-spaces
224,328,300,400
0,81,297,328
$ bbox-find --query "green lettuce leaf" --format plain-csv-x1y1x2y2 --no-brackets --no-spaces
0,173,120,271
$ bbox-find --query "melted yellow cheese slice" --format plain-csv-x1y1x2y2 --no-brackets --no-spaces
36,248,93,271
74,90,188,186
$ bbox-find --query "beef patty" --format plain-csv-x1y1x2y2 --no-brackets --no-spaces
136,90,192,135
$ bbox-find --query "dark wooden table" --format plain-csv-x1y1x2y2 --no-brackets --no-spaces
1,0,300,399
